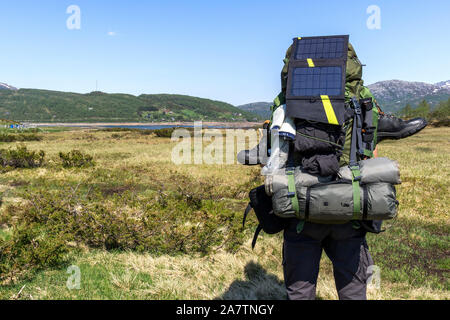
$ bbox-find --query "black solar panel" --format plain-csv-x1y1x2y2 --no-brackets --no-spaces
290,66,343,96
295,37,346,59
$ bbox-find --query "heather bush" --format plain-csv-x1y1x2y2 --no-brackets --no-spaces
0,132,42,142
0,145,45,169
0,225,69,283
0,180,247,282
153,128,175,138
59,150,94,168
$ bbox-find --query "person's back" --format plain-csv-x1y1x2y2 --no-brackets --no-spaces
240,36,427,300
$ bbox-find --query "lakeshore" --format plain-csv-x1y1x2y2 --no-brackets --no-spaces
29,121,261,129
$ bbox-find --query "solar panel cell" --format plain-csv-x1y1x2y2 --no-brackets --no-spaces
295,37,346,59
291,66,343,96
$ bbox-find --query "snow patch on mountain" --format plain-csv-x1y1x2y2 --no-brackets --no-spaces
0,82,18,91
367,79,450,112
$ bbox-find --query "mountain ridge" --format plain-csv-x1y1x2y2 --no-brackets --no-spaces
367,79,450,112
236,102,272,119
235,79,450,115
0,88,261,123
1,79,448,121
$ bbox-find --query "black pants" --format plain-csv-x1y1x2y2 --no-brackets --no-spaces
283,220,374,300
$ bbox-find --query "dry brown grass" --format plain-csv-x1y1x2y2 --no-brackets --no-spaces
0,127,448,300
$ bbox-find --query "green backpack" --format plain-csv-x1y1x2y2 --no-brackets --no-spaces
262,36,393,228
269,38,380,166
244,37,399,244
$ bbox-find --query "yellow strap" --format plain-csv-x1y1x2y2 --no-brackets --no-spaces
307,58,315,67
320,95,339,125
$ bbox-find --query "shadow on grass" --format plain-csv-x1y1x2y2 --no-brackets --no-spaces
216,261,286,300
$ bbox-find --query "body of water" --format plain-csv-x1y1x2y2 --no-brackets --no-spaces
102,124,251,130
33,123,258,130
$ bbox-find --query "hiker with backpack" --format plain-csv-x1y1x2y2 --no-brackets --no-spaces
240,36,427,300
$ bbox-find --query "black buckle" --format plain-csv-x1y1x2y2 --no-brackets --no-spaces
286,168,295,175
350,97,362,113
287,192,296,198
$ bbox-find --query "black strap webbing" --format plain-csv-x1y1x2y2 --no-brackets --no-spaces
243,203,252,227
349,97,364,166
360,221,386,234
349,97,363,220
252,225,263,249
363,186,369,220
287,141,295,167
363,99,373,151
305,187,311,220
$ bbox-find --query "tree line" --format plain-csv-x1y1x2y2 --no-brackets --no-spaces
396,98,450,126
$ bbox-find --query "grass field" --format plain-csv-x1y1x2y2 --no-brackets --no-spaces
0,127,448,300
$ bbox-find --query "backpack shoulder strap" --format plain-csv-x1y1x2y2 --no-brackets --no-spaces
349,97,364,220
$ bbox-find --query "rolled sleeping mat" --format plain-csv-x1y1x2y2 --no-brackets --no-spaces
265,167,333,197
339,157,401,185
303,182,398,221
269,168,334,218
272,182,398,221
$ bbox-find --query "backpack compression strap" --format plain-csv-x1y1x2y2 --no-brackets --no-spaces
285,145,305,232
286,169,300,215
349,97,364,220
286,143,300,217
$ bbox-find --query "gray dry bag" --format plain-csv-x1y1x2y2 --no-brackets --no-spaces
269,157,400,222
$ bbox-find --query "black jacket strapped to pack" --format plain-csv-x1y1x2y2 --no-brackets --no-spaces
243,185,287,249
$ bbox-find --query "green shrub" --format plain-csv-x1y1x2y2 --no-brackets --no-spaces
153,127,195,138
0,225,69,284
59,150,94,168
100,127,137,133
136,129,154,136
432,118,450,127
153,128,175,138
0,145,45,169
0,132,42,142
0,179,247,282
22,128,42,134
111,133,123,139
100,127,159,136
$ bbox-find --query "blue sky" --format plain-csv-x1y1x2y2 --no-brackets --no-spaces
1,0,449,105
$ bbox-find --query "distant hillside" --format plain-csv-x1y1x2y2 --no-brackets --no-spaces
0,88,261,122
368,80,450,113
237,102,272,119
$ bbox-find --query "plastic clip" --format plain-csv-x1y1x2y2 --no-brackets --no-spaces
287,192,296,198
